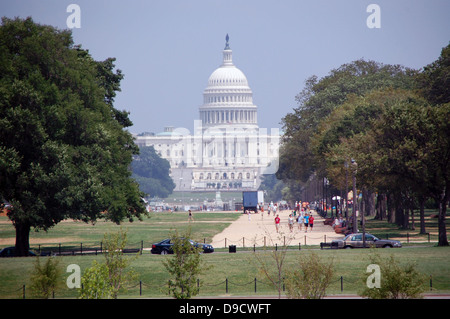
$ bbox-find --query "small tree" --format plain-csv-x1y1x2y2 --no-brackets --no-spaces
163,229,210,299
79,260,114,299
360,252,426,299
29,257,62,299
79,228,138,299
284,252,334,299
252,229,293,299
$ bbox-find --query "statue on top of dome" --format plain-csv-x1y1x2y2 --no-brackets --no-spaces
224,33,230,50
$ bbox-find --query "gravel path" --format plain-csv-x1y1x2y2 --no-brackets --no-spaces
211,209,344,248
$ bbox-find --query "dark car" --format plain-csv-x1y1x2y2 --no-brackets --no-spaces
331,233,402,249
0,246,37,257
151,238,214,255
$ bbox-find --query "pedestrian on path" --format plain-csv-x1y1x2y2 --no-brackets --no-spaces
275,214,280,233
304,213,310,232
309,214,314,231
297,212,304,231
188,210,194,222
288,214,294,232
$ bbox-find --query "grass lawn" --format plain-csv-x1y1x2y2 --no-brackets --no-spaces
0,246,449,298
1,209,449,298
0,212,240,251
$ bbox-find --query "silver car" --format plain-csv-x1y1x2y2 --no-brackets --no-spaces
332,233,402,249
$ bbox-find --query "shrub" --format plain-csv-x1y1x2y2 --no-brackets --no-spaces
29,257,62,299
360,252,426,299
284,252,334,299
79,228,138,299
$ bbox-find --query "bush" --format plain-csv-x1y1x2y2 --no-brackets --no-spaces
79,260,114,299
284,252,334,299
29,257,62,299
79,228,138,299
360,252,426,299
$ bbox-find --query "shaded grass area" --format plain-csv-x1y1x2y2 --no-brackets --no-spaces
325,208,449,242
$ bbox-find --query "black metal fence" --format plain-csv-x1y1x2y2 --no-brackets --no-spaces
30,241,144,256
3,274,448,299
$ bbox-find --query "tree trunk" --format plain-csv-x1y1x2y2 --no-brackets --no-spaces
419,197,426,234
387,192,396,224
438,186,449,246
368,191,376,216
380,193,387,220
394,192,405,228
403,207,409,230
15,221,31,257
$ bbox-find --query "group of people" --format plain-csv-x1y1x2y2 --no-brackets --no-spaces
274,209,315,233
331,215,345,229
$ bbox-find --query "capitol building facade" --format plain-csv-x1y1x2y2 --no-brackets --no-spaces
134,36,280,191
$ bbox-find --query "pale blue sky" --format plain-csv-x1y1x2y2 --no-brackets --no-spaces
1,0,449,134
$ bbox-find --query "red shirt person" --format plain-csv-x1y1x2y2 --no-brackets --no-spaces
309,215,314,230
275,215,280,232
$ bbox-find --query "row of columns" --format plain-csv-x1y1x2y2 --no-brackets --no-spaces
200,109,257,125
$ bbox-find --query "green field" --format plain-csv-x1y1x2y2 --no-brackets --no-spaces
1,211,449,299
0,212,240,252
0,246,449,299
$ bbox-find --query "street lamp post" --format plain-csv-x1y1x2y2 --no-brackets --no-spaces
344,160,349,222
351,159,358,234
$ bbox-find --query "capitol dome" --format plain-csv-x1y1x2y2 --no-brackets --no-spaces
207,67,249,88
199,35,258,130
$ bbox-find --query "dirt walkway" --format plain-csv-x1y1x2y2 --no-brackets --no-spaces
211,209,344,248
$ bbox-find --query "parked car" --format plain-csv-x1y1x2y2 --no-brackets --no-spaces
151,238,214,255
0,246,37,257
331,233,402,249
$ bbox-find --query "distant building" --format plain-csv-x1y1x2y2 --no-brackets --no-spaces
134,35,279,191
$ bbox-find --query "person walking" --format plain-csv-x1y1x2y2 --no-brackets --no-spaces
304,213,310,233
275,214,280,233
188,210,194,222
288,214,294,232
297,212,304,231
309,214,314,231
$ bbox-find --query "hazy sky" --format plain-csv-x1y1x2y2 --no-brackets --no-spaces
1,0,449,134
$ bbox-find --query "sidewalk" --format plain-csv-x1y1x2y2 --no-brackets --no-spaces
211,209,344,248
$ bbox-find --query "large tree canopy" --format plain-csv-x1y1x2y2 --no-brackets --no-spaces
278,59,417,185
279,45,449,246
0,17,147,256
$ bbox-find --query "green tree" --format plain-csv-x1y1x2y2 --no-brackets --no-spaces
323,89,449,245
278,60,416,185
79,260,113,299
29,257,62,299
285,252,334,299
80,228,138,299
163,229,210,299
416,43,450,105
0,17,147,256
360,252,426,299
131,146,175,198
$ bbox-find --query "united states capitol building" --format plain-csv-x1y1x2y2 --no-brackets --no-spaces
133,35,280,191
